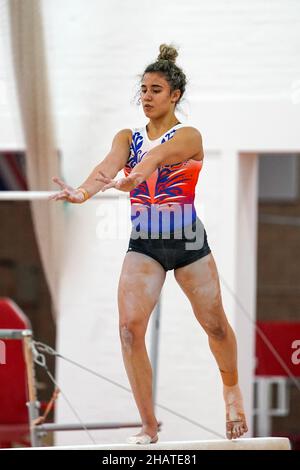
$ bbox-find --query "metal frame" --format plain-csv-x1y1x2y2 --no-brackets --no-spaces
0,327,149,447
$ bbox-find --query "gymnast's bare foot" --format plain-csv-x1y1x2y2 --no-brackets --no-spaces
126,422,159,445
223,384,248,439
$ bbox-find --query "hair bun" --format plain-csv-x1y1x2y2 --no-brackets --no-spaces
157,43,178,63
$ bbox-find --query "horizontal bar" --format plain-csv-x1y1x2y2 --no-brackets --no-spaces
36,421,143,432
0,329,32,339
0,191,128,201
22,437,292,451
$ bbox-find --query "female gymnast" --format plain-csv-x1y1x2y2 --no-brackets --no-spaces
50,44,248,445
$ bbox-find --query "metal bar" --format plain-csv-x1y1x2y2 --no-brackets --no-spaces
0,191,128,201
27,401,41,447
35,421,143,433
0,329,32,339
22,334,41,447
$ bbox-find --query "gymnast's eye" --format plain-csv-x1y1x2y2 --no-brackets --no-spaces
141,88,161,93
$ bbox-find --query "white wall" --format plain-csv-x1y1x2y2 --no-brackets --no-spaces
1,0,300,445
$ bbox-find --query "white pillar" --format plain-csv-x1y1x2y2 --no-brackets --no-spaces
211,149,257,437
235,153,258,438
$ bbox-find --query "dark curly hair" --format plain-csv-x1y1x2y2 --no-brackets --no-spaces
136,43,187,106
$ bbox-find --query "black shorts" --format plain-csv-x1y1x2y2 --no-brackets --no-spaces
126,218,211,271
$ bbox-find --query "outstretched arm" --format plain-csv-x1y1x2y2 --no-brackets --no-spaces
49,129,131,202
97,127,203,193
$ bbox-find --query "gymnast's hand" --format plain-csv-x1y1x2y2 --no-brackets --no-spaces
48,177,86,203
95,171,144,192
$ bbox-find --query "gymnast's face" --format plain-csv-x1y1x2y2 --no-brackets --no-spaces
141,72,180,119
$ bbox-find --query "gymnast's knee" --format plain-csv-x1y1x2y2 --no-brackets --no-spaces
119,323,145,350
204,321,228,341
